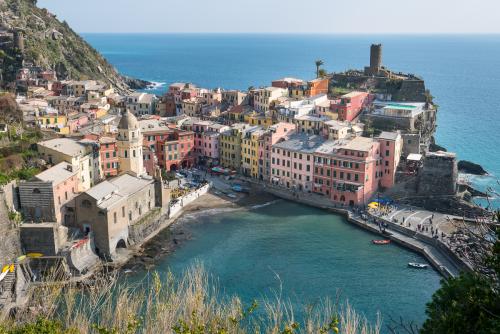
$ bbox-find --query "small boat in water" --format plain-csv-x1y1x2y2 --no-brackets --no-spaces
372,239,391,245
408,262,428,269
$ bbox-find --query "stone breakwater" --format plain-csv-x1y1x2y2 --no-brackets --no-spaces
256,183,471,278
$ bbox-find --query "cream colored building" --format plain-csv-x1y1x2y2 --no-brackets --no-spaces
37,138,100,192
74,173,156,259
117,110,144,176
253,87,288,112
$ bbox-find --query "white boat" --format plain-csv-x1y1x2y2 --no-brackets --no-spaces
408,262,428,269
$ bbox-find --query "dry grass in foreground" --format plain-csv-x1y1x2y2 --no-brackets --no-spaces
0,264,380,334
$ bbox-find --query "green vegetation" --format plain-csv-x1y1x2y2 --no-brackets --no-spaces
0,166,41,185
315,60,324,78
0,265,379,334
329,87,351,97
422,212,500,333
1,0,132,91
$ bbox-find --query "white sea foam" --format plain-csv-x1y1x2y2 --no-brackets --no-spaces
145,81,167,90
249,199,282,210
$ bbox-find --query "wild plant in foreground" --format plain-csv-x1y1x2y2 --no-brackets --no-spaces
1,263,380,334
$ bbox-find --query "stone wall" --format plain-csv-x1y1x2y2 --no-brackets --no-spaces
0,183,20,265
401,133,421,156
19,223,67,256
128,208,162,245
169,184,210,218
18,181,55,223
417,151,458,196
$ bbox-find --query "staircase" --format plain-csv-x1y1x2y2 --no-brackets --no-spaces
0,271,15,307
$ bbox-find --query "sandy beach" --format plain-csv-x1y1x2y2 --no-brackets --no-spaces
121,187,277,271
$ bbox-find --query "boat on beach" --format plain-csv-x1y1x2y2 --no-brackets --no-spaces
408,262,428,269
372,239,391,245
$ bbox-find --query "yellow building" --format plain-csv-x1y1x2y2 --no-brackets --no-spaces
241,127,265,178
36,112,69,134
95,108,108,119
244,111,274,128
294,115,329,135
219,123,254,170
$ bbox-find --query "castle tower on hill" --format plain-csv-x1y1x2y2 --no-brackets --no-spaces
364,43,383,76
117,110,144,176
13,30,24,52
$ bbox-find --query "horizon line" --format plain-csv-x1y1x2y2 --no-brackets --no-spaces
79,31,500,36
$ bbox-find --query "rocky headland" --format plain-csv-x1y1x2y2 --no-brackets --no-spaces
0,0,150,93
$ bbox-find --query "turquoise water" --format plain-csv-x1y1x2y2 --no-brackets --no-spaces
134,201,441,327
84,34,500,207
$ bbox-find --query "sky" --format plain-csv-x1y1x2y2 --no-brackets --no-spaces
38,0,500,34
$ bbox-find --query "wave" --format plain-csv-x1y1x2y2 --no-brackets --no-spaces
145,81,167,90
173,207,243,226
248,199,282,210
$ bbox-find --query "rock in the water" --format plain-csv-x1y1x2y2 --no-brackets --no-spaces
458,160,488,175
122,76,152,90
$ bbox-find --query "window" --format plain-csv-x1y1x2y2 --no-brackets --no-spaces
114,212,117,224
386,150,390,157
122,206,125,217
81,199,92,208
33,188,41,194
124,150,128,158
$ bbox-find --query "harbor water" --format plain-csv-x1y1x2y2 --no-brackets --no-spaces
128,201,442,327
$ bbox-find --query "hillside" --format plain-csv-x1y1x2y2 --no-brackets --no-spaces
0,0,148,93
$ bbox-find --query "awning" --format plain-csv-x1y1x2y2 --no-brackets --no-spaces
407,153,423,161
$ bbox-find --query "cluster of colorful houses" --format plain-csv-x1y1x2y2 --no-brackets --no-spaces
12,45,441,268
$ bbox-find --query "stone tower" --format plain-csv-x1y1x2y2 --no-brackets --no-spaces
13,30,24,52
365,44,382,75
116,110,144,176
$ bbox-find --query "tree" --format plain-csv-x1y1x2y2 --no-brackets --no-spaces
315,60,324,78
421,214,500,333
318,69,328,78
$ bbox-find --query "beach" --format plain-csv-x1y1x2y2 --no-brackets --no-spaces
121,187,277,272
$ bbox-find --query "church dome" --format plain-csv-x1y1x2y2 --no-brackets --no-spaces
118,110,139,130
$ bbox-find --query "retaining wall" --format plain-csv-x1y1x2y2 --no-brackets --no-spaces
169,184,210,218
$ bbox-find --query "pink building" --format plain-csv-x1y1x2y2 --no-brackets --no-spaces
271,133,322,191
313,137,380,206
376,131,403,189
332,91,373,122
143,145,159,176
19,162,79,224
260,122,295,181
67,112,89,133
192,121,229,165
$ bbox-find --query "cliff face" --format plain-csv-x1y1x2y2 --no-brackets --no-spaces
0,0,148,93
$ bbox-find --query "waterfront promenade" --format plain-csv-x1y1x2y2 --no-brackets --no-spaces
202,173,471,278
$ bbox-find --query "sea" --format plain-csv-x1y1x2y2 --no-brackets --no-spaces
84,33,500,208
81,34,499,328
128,201,442,328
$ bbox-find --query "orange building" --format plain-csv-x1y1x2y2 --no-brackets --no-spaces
306,78,329,96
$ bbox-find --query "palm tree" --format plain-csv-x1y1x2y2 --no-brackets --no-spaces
315,60,324,78
318,69,327,78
